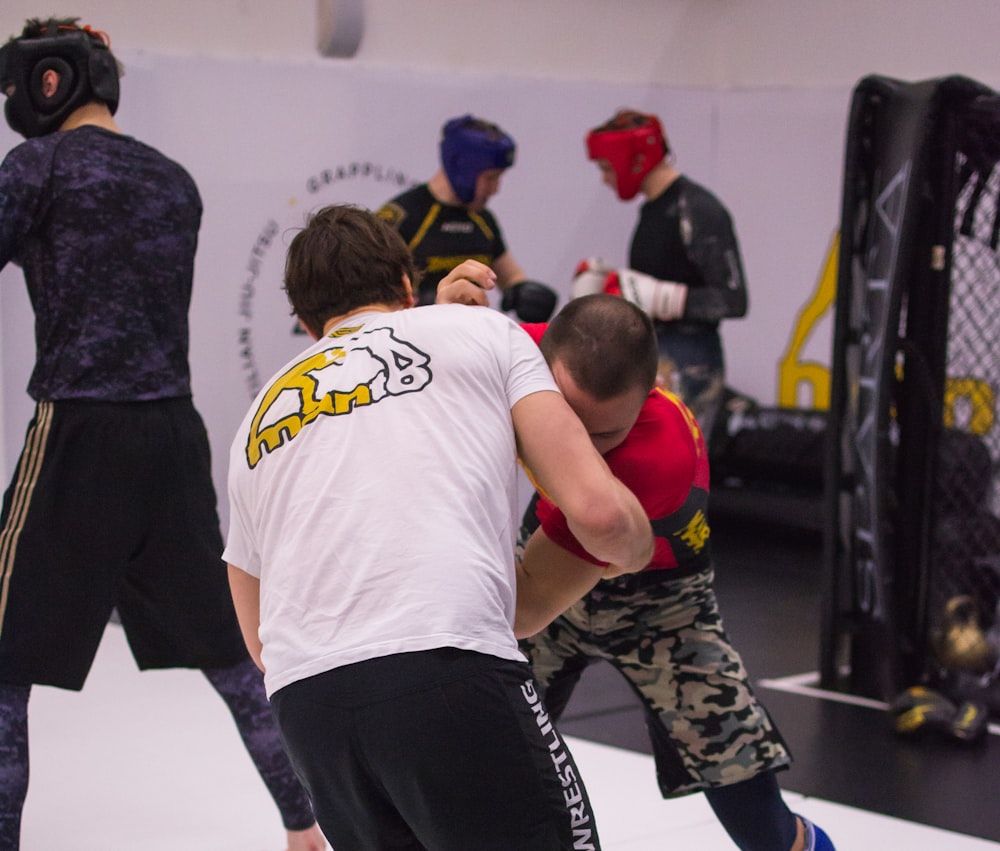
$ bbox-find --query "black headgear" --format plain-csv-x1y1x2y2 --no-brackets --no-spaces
0,22,120,138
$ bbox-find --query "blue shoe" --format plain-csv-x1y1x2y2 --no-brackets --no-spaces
799,815,835,850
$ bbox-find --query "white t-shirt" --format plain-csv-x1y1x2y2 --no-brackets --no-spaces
223,304,558,696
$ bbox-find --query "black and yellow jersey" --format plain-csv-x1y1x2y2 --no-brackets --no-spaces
376,183,507,304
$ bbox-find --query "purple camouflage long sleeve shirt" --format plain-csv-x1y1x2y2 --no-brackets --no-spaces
0,125,202,401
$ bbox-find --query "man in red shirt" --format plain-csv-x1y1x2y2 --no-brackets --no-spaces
440,275,835,851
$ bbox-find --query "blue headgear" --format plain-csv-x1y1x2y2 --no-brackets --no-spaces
0,22,120,139
439,115,516,204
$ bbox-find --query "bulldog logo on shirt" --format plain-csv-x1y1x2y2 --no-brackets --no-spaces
245,325,432,468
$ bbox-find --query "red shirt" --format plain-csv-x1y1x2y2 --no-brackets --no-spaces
522,323,711,574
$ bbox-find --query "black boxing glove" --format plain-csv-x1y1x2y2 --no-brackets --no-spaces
888,685,988,744
501,280,558,322
889,686,959,739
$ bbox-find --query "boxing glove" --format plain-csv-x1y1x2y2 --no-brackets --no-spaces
603,268,688,321
571,258,610,300
951,700,990,743
889,685,988,744
501,280,558,322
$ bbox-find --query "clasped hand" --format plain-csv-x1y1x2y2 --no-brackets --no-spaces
435,260,496,306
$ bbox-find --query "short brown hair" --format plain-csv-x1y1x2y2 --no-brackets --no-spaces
540,294,657,400
283,204,418,337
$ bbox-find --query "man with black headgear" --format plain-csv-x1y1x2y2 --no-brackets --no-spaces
574,109,749,443
0,18,324,850
376,113,558,321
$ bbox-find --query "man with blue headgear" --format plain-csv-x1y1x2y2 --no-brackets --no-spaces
377,114,558,320
0,17,323,850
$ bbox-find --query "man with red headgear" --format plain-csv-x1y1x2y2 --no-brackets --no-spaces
575,109,749,443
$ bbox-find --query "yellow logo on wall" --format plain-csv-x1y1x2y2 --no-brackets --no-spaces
778,231,838,410
778,229,997,441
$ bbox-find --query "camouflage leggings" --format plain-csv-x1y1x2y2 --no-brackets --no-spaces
519,567,792,797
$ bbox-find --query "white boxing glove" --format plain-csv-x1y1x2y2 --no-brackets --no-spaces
571,257,610,300
604,268,688,321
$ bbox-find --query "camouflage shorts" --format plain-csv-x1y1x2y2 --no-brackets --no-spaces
656,355,725,446
519,567,792,797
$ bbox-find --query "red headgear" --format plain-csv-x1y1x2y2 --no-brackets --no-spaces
586,110,667,201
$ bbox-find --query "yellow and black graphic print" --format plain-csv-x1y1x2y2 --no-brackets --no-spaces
375,201,405,227
245,326,432,468
650,487,711,572
675,508,710,555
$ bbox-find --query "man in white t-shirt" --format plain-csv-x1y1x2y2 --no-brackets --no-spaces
224,204,654,850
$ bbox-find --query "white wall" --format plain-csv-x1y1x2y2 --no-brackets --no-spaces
2,0,1000,89
2,0,999,492
0,55,847,517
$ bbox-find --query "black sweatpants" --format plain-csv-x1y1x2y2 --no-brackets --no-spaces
271,648,602,851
